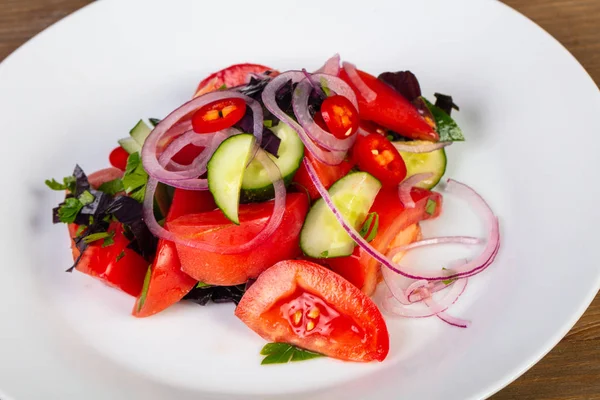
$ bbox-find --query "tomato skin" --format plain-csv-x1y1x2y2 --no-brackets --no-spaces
292,151,355,200
194,63,275,97
167,193,309,286
235,260,389,362
109,147,129,171
320,187,442,295
87,167,123,189
132,189,217,317
339,68,438,141
320,95,359,139
191,98,246,134
352,133,407,187
70,222,149,297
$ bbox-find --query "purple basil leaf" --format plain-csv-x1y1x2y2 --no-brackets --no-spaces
378,71,422,101
433,93,460,116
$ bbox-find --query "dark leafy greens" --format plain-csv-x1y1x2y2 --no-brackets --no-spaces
377,70,465,142
378,70,421,101
47,164,157,271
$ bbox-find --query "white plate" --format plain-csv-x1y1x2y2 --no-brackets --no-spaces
0,0,598,398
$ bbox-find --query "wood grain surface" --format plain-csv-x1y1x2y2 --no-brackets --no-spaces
0,0,598,399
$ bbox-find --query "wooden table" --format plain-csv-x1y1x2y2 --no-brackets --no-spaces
1,0,598,398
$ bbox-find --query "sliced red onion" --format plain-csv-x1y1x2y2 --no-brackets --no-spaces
398,173,434,208
157,128,238,190
357,127,369,137
292,73,359,152
157,131,214,177
304,157,500,281
435,310,471,328
261,71,347,165
142,90,263,182
315,54,340,76
387,236,482,259
392,141,452,154
342,62,376,102
142,148,286,254
381,276,468,318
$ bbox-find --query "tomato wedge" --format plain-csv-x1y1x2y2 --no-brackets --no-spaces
70,222,149,297
320,187,442,295
320,95,359,139
133,189,217,317
339,68,438,141
192,98,246,134
352,133,407,186
167,193,309,286
235,260,389,362
108,147,129,171
293,151,355,200
194,63,276,97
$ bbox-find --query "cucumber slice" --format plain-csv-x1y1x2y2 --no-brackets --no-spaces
130,119,153,146
118,137,142,154
300,172,381,258
207,134,254,224
240,122,304,203
398,141,447,189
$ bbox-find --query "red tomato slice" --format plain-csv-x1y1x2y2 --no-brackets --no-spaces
167,193,309,286
133,189,217,317
352,133,407,187
108,147,129,171
235,260,389,362
320,95,359,139
320,187,442,295
191,98,246,134
339,68,438,141
70,222,149,297
292,151,355,200
194,63,276,97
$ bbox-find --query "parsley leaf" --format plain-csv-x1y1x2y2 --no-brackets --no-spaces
115,250,126,262
425,199,437,216
196,281,211,288
57,197,85,223
359,212,379,242
122,153,148,203
45,175,77,192
83,231,115,247
75,225,87,237
423,98,464,142
260,343,323,365
78,190,95,206
218,84,228,90
98,178,125,195
441,267,457,285
136,266,153,312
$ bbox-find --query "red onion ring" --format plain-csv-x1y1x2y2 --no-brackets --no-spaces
142,90,263,182
435,309,470,328
304,156,500,281
342,62,377,102
292,73,359,152
398,173,434,208
261,71,347,165
381,277,468,318
392,141,452,154
387,236,482,259
142,148,286,254
315,54,340,76
157,129,239,190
